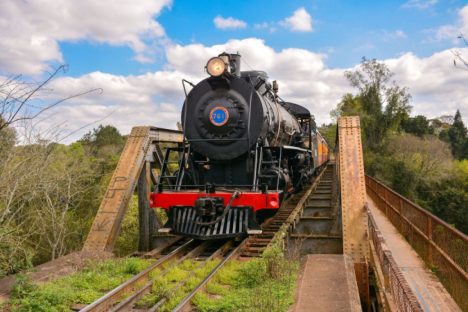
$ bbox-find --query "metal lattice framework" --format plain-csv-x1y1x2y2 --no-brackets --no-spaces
83,127,183,252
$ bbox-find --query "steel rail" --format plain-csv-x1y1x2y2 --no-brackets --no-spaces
114,241,213,311
111,241,209,311
171,242,244,312
80,239,195,312
239,164,329,257
147,240,235,311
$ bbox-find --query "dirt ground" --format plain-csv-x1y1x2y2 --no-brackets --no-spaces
0,250,112,303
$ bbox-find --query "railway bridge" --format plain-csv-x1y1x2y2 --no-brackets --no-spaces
0,117,466,312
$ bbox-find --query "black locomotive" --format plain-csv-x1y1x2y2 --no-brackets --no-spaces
151,52,328,239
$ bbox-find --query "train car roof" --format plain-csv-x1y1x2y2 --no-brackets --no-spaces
240,70,268,79
281,102,311,119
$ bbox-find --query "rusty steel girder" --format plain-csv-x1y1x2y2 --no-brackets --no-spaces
337,116,369,307
83,127,183,252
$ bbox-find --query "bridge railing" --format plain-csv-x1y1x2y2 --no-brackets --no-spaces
368,211,423,312
366,175,468,311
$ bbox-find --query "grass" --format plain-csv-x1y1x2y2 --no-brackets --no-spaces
8,257,151,312
192,245,300,312
7,242,301,312
135,258,221,311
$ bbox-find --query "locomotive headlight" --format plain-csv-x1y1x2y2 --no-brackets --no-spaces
206,57,226,77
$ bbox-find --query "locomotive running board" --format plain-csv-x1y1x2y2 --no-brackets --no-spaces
83,126,183,252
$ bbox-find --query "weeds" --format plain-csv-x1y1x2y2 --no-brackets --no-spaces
134,258,221,311
192,245,299,312
9,257,151,312
8,245,300,312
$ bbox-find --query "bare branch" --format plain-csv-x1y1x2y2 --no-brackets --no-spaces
452,34,468,71
0,65,102,132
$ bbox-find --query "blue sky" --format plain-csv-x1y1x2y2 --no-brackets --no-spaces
0,0,467,141
59,0,466,77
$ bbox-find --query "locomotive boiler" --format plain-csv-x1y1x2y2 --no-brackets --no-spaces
151,53,329,239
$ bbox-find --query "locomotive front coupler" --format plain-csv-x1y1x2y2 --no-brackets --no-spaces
194,196,224,219
204,183,216,194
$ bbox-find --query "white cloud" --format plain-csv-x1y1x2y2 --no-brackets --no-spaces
394,30,407,39
380,29,407,42
254,22,277,33
402,0,438,10
280,7,313,32
213,16,247,30
254,22,269,29
386,49,468,119
436,5,468,41
13,38,467,142
0,0,171,76
30,69,195,141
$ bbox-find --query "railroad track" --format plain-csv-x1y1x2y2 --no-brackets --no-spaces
240,164,330,257
77,165,331,311
77,238,241,312
169,167,331,310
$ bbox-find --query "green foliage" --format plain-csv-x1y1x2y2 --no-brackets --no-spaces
114,196,139,257
335,57,411,151
0,121,127,276
9,257,150,311
134,258,221,310
80,125,124,154
447,110,468,159
0,125,16,156
401,115,434,137
10,275,37,299
364,133,467,233
235,259,266,288
332,58,467,234
318,123,337,151
192,250,299,312
418,160,468,233
387,159,417,198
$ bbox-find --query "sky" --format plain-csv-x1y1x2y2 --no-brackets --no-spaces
0,0,467,142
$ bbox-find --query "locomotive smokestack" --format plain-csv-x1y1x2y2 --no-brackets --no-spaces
229,53,241,77
219,52,241,77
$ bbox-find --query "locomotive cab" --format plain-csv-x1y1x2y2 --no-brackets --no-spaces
151,52,327,240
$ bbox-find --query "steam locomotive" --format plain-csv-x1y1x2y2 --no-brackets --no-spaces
150,53,329,239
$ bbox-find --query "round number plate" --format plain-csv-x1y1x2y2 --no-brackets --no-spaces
209,106,229,126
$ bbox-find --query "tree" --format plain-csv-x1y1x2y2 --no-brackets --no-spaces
0,66,103,274
81,125,124,150
0,138,99,273
335,57,412,150
447,110,468,159
422,160,468,233
401,115,433,137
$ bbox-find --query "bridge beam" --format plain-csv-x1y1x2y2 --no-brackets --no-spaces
83,127,183,253
337,116,370,309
